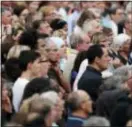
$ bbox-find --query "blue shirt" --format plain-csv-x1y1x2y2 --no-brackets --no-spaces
66,115,86,127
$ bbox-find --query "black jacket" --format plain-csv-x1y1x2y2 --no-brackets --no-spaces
96,89,129,120
110,93,132,127
78,66,102,102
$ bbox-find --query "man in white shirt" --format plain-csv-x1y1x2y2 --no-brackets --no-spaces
12,50,42,112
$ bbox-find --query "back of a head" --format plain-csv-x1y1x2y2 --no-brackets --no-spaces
67,90,85,112
113,65,132,77
22,77,52,101
5,57,21,82
40,91,59,105
18,50,40,72
19,29,38,49
86,44,104,64
83,116,110,127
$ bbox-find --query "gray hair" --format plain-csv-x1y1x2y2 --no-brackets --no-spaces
83,116,110,127
67,91,84,111
40,91,59,105
69,33,83,49
113,65,132,77
125,2,132,13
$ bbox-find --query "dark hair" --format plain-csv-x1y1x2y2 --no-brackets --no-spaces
50,18,67,31
21,77,52,101
87,44,104,64
108,6,120,15
72,51,87,73
13,5,26,16
19,28,37,49
18,50,40,71
32,20,44,30
5,58,21,82
77,9,96,27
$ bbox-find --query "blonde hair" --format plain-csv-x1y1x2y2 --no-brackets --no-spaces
39,6,55,17
91,32,106,44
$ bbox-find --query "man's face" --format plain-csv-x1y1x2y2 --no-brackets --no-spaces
37,38,46,55
39,22,52,35
29,58,42,77
2,10,12,25
39,56,50,77
97,48,111,71
114,8,124,23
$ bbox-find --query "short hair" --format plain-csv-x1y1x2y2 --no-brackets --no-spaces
19,29,38,49
5,57,21,82
22,77,52,101
100,75,128,92
113,65,132,77
86,44,104,64
69,33,83,49
83,116,110,127
67,91,82,112
18,50,40,71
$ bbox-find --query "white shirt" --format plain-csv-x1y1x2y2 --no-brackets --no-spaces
12,78,29,112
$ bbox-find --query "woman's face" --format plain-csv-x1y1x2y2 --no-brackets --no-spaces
58,44,67,58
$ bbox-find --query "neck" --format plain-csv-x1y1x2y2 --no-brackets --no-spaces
20,70,32,80
89,64,101,72
72,110,88,118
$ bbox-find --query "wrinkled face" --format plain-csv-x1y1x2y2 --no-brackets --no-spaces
29,58,42,77
97,48,111,71
2,10,12,25
39,22,52,35
77,35,91,52
120,40,131,53
82,94,93,114
45,42,59,62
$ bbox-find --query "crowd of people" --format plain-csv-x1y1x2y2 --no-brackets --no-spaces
1,1,132,127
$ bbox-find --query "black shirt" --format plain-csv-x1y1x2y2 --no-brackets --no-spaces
78,66,102,102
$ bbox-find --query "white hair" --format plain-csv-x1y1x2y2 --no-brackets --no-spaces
113,34,131,49
40,91,59,105
83,116,110,127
